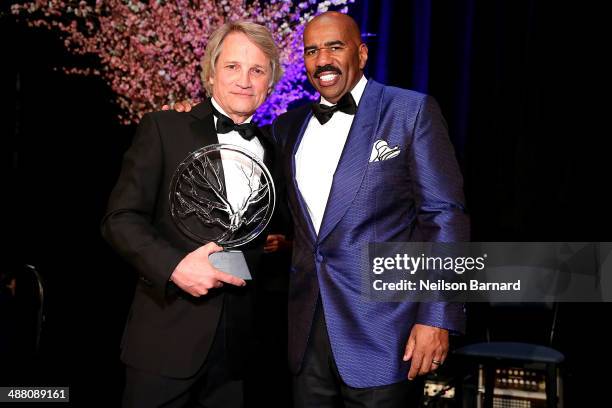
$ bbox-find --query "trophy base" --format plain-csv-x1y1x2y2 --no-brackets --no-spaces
209,250,252,280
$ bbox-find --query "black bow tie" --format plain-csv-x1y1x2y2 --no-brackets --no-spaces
212,106,258,140
312,92,357,125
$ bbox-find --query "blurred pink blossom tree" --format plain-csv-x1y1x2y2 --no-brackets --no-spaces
11,0,353,124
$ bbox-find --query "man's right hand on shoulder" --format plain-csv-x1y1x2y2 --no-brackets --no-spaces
161,100,194,112
170,242,246,297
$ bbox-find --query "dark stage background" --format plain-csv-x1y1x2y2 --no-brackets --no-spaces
1,0,610,406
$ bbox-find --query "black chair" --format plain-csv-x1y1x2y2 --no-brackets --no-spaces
0,264,45,357
454,302,564,408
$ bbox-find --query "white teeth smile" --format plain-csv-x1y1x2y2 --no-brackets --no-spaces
320,73,338,81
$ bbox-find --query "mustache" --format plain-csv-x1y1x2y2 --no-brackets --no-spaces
314,65,342,78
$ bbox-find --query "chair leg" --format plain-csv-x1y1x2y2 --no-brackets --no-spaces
454,368,464,407
546,363,558,408
483,365,495,408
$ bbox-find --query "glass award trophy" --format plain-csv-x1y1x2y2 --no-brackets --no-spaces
169,144,275,279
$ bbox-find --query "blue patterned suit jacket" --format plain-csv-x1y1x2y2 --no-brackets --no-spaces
272,79,469,388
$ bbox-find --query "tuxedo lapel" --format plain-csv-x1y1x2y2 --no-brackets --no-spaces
286,109,318,244
257,127,276,172
317,80,384,243
185,98,230,206
189,98,219,149
251,127,277,227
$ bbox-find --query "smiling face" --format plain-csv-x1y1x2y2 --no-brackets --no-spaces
303,12,368,103
208,31,272,123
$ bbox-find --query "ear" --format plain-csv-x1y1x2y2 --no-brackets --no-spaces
267,75,274,95
358,43,368,70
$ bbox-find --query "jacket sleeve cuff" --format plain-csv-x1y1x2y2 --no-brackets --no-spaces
415,302,466,335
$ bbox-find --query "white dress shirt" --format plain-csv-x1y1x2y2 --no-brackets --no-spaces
211,98,264,213
295,75,368,234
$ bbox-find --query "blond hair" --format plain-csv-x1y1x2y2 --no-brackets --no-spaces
200,21,282,96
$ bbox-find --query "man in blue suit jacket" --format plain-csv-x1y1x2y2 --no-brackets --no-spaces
272,12,469,407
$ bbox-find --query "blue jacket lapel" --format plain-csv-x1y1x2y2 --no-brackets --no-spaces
317,80,384,243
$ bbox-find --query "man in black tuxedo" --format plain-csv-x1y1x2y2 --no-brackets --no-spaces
101,21,284,408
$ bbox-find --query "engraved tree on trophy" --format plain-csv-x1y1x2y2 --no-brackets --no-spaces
174,153,270,243
170,144,275,249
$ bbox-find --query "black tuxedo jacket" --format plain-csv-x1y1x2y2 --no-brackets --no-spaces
101,99,285,378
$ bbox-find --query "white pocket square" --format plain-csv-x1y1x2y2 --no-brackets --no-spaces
369,140,401,162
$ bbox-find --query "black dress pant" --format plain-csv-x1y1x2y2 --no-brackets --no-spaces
293,301,424,408
122,312,242,408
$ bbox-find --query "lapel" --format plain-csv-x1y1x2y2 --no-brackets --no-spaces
317,79,384,243
255,127,279,223
286,107,318,244
189,98,219,149
257,126,276,174
186,98,229,204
